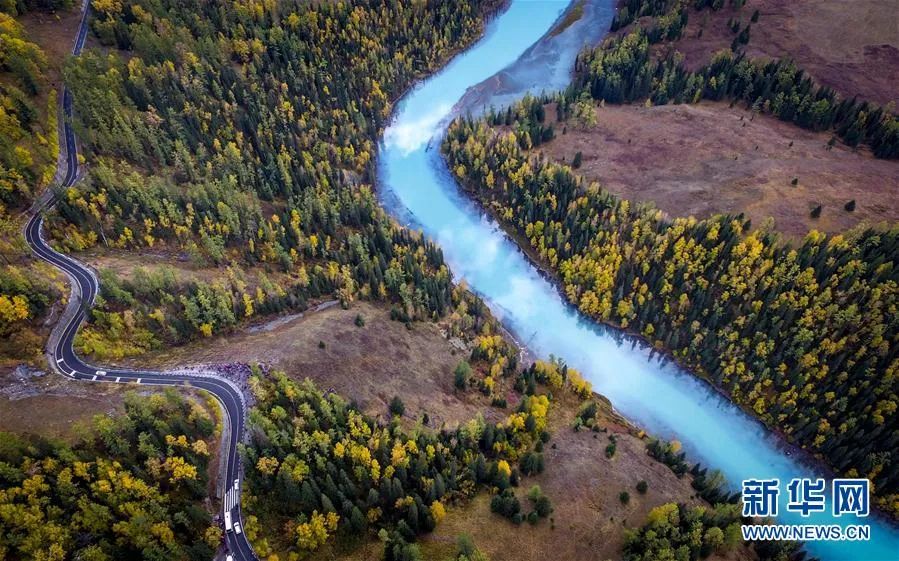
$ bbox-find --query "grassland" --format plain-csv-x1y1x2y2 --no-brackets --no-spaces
525,0,899,241
646,0,899,105
534,101,899,239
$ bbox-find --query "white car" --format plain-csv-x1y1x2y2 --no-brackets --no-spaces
226,556,233,561
233,522,242,535
233,478,239,491
96,370,107,376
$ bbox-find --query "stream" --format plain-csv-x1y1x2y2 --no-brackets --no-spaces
377,1,899,559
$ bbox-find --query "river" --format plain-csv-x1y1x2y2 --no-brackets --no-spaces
377,1,899,559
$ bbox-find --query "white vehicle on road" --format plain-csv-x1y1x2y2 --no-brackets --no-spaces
96,370,107,376
233,522,242,535
233,478,239,491
224,511,233,532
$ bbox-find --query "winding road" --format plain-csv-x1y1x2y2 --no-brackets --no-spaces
24,3,257,560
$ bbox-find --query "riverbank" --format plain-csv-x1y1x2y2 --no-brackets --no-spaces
452,160,857,506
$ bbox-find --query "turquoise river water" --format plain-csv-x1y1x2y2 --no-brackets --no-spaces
377,1,899,559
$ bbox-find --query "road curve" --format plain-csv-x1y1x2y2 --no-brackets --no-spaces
24,3,257,560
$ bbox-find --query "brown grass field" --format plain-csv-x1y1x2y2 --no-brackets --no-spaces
537,101,899,240
646,0,899,106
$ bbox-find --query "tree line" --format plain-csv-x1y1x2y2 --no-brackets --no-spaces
0,13,62,364
0,0,73,16
573,14,898,158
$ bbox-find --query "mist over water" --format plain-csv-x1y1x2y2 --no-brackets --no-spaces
377,1,899,558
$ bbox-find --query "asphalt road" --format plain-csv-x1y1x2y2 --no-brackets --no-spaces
23,2,257,560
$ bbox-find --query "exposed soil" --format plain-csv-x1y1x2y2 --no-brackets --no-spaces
17,7,84,90
644,0,899,106
116,301,500,429
0,378,124,442
534,101,899,239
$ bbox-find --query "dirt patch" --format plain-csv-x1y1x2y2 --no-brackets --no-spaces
0,392,121,442
536,101,899,239
647,0,899,106
117,301,498,428
17,7,84,88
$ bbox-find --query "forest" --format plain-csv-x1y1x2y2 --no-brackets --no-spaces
443,0,899,520
0,390,219,560
240,369,553,559
39,0,504,353
0,11,62,365
443,99,899,517
3,0,895,557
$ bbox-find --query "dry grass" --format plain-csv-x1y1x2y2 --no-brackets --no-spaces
83,248,261,284
0,364,125,441
650,0,899,106
0,392,121,442
537,101,899,239
122,301,499,428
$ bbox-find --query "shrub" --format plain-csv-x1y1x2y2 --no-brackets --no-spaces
454,360,472,389
389,396,406,417
490,489,521,520
534,495,553,517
